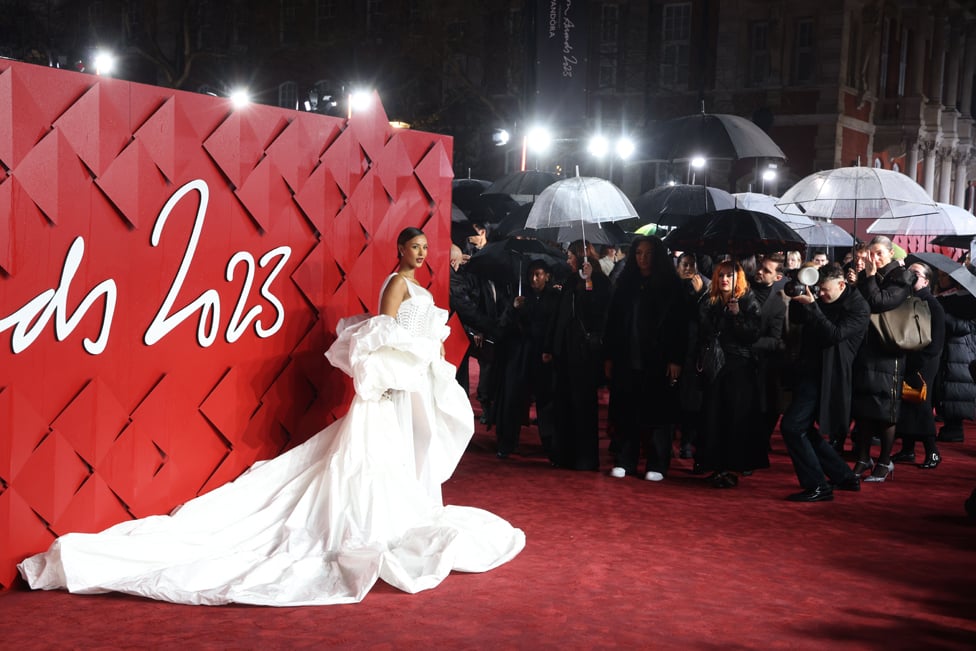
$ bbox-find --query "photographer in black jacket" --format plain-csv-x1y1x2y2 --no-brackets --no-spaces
780,266,869,502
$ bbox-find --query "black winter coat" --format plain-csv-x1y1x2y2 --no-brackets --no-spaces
605,272,689,422
936,292,976,422
788,286,870,439
697,290,762,364
853,261,913,423
751,282,787,413
545,272,611,363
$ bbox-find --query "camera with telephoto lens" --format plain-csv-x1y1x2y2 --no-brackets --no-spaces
783,266,821,297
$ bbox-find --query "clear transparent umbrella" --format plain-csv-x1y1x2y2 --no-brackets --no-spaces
867,202,976,236
776,167,939,236
525,176,637,248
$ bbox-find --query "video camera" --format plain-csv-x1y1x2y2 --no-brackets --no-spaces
783,266,821,297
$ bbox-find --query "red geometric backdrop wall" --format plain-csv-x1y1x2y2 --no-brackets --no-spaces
0,60,463,590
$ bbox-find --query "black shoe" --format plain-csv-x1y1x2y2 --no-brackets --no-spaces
852,459,875,475
830,475,861,492
787,486,834,502
938,426,963,443
919,451,941,469
890,450,916,463
496,451,510,459
691,463,706,475
709,471,738,488
937,432,964,443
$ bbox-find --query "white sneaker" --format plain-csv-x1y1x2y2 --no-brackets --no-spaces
610,466,626,478
644,471,664,482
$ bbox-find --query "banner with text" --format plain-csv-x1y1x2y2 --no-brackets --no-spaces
533,0,588,129
0,60,460,589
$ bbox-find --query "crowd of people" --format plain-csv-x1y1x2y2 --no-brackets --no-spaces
451,227,976,508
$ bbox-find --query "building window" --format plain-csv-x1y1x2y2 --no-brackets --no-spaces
749,21,770,87
598,4,619,90
599,60,617,89
661,3,691,88
846,19,859,88
897,27,908,97
279,81,298,110
193,2,218,50
878,17,890,96
280,0,300,44
793,18,815,84
408,0,422,36
315,0,336,39
228,0,246,49
367,0,383,34
507,7,521,37
601,4,619,43
447,20,467,42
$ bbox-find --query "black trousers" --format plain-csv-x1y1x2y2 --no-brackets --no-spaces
780,375,856,489
610,366,676,475
552,357,601,471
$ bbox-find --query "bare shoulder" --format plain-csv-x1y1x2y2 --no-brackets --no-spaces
380,274,409,317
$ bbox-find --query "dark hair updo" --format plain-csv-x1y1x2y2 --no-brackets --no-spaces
396,227,426,257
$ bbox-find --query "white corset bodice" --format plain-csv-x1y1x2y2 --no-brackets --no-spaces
380,274,449,341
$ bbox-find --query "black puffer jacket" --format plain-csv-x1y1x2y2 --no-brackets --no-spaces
852,261,913,423
936,292,976,422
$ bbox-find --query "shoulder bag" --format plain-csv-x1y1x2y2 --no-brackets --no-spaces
869,296,932,352
696,332,725,383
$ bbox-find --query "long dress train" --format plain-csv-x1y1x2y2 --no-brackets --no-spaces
17,275,525,606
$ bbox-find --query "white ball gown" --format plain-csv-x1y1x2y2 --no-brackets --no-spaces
17,274,525,606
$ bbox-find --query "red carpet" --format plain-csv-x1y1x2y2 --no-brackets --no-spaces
2,380,975,649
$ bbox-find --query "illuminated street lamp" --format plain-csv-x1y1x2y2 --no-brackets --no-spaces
587,135,610,159
229,88,251,109
689,156,706,184
348,89,373,118
93,50,115,76
761,165,778,194
615,137,635,161
590,135,636,183
526,127,552,154
520,126,552,171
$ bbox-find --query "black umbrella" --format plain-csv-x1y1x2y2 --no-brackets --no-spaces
663,208,806,255
483,170,560,199
465,238,567,292
493,202,533,239
451,178,491,211
645,112,786,162
634,184,736,226
525,221,633,246
451,204,468,223
451,178,519,224
905,252,976,296
930,234,975,249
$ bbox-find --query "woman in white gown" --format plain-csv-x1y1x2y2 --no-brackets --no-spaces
18,227,525,606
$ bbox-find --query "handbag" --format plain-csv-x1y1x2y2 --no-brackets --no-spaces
901,372,927,404
696,334,725,383
869,296,932,352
